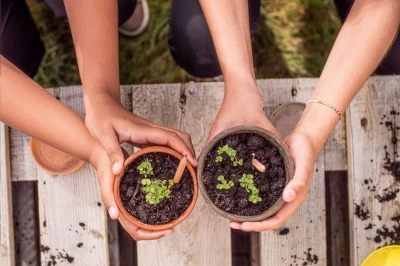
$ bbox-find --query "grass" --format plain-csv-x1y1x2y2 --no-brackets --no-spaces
27,0,341,88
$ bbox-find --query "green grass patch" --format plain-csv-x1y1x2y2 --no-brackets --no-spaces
27,0,341,88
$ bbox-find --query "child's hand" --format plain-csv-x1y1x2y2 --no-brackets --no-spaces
85,96,197,176
230,133,316,232
89,145,173,240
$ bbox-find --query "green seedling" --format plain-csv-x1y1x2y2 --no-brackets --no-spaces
137,159,154,178
216,175,235,190
215,144,243,167
239,174,262,204
141,179,174,205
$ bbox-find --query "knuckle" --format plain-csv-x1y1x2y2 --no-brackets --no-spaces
296,180,308,192
168,131,179,139
107,147,121,158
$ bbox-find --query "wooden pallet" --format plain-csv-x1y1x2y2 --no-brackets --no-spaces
0,77,399,266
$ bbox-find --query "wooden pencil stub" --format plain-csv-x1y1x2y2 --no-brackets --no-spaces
252,158,266,173
173,155,188,183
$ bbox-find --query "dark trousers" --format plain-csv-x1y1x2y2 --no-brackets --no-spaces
169,0,261,78
0,0,136,78
169,0,400,77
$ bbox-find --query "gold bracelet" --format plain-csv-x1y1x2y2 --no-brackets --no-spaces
306,100,342,120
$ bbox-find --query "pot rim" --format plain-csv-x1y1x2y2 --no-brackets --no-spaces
114,146,198,231
30,137,85,175
197,125,295,222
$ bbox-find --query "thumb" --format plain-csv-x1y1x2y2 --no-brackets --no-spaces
282,158,313,203
98,169,120,220
98,129,125,175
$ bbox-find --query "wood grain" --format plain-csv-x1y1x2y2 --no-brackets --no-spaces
0,123,16,266
38,165,109,266
36,87,109,266
134,82,232,266
347,76,400,265
259,79,327,265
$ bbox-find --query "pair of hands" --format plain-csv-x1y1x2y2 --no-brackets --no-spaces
87,83,317,240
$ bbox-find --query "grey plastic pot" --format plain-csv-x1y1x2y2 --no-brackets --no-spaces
197,125,295,222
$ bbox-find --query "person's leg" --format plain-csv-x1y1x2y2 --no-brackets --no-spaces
0,0,45,78
169,0,260,78
334,0,400,75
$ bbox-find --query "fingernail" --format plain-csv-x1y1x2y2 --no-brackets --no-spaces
284,188,296,202
108,207,117,219
112,161,122,173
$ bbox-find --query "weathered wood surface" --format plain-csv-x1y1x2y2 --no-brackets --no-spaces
0,123,15,266
10,128,38,181
347,76,400,265
34,87,109,266
259,79,327,265
133,83,231,266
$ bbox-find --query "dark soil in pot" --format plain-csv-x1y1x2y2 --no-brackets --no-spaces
202,133,286,216
119,152,194,225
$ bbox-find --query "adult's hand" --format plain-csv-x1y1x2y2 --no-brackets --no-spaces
207,80,280,142
230,133,316,232
85,95,197,176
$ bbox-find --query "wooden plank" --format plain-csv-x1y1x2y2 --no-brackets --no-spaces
347,76,400,265
37,86,109,266
260,156,325,266
0,123,16,266
10,128,38,181
259,79,327,265
134,82,232,266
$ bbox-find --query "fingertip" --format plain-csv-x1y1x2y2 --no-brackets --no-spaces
240,222,253,232
189,156,198,167
108,206,119,220
164,229,173,236
112,160,123,175
283,188,296,202
230,222,241,229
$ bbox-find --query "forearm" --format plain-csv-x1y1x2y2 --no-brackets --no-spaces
199,0,255,89
294,0,400,155
0,56,99,163
64,0,120,104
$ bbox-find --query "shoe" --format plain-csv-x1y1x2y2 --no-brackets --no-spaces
118,0,150,37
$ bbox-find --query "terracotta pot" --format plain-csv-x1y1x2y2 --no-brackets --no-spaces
114,146,198,231
197,125,295,222
30,138,85,175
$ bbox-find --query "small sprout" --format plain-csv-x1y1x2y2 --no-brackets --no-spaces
216,175,235,190
239,174,262,203
137,159,154,178
141,178,151,185
215,144,243,167
141,178,174,205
